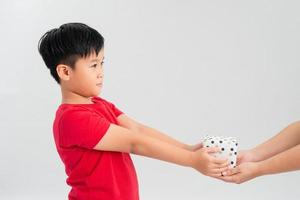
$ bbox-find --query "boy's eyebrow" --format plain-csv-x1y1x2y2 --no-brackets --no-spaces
91,56,105,62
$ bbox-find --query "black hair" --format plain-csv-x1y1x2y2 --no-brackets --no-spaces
38,23,104,84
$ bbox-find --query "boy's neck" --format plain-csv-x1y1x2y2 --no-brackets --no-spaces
61,88,94,104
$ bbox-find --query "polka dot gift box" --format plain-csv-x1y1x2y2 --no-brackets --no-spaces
202,135,238,168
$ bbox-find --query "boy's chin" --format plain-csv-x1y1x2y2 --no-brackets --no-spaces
94,90,101,96
83,91,101,98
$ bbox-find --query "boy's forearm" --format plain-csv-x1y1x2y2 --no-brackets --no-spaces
252,121,300,161
257,144,300,176
139,125,192,150
131,131,194,167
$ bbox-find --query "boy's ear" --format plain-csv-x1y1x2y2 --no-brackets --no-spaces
56,64,72,81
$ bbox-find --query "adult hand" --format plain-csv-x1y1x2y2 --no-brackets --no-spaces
237,150,256,165
220,162,261,184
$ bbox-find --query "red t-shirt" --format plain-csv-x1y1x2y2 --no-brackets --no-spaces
53,96,139,200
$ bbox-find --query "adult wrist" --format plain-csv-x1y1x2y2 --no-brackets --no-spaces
255,160,269,177
250,148,264,162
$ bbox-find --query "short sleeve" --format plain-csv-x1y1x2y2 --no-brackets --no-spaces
59,108,111,149
102,99,124,117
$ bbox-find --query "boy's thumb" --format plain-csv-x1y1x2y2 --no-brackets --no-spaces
194,143,203,150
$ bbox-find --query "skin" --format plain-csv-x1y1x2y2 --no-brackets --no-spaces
56,47,230,178
220,121,300,184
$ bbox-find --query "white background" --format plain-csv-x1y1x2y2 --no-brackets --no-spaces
1,0,300,199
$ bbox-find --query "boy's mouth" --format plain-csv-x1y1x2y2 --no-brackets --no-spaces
96,83,102,86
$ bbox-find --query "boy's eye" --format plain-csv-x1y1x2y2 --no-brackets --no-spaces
91,64,97,68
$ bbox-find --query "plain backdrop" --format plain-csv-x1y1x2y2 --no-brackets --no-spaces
1,0,300,199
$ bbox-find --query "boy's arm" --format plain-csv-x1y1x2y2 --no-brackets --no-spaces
246,121,300,162
94,123,229,177
117,114,200,151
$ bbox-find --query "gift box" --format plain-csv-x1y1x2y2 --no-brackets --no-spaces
202,135,238,168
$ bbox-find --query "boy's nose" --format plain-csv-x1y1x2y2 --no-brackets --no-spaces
97,74,103,79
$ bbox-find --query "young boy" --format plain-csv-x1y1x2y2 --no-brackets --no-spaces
38,22,229,200
221,121,300,184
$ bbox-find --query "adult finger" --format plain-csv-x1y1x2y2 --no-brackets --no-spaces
218,175,236,183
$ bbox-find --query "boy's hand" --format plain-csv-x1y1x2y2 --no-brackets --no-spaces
188,143,203,151
220,162,261,184
191,147,229,178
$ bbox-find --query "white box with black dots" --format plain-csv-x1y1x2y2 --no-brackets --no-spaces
202,135,238,168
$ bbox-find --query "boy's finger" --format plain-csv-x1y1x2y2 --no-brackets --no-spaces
214,160,230,168
212,157,228,164
212,163,229,171
222,166,240,176
212,166,229,174
205,147,220,154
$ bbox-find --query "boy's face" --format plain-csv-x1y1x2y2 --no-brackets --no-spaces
67,48,105,97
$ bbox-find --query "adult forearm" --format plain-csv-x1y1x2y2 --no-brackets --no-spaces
257,144,300,176
252,121,300,161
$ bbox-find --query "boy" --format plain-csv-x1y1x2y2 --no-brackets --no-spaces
38,23,229,200
221,121,300,184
